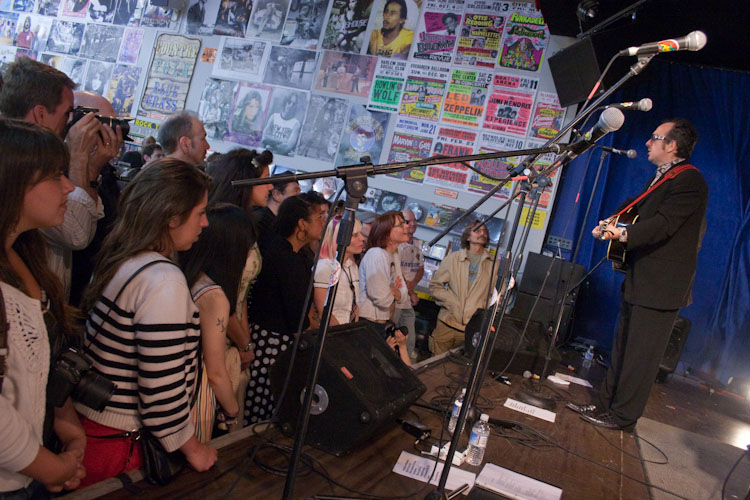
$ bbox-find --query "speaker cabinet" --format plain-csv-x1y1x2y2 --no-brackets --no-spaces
464,312,560,377
656,316,691,383
271,322,426,456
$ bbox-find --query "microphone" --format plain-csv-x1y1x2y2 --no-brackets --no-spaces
606,98,652,112
556,107,625,164
618,30,707,57
599,146,637,159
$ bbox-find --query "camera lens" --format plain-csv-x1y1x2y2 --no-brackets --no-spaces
74,370,116,412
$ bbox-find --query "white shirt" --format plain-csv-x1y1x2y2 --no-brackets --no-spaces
314,258,360,325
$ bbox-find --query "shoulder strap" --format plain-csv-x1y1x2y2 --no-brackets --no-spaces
111,259,177,305
0,285,7,393
613,164,699,218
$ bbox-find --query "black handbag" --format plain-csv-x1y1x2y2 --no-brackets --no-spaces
139,429,186,486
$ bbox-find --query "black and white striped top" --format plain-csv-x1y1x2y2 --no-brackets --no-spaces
76,252,200,453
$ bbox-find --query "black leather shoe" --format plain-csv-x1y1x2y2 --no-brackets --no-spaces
580,411,635,432
566,402,598,414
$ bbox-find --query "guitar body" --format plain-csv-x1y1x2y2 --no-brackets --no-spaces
607,207,639,273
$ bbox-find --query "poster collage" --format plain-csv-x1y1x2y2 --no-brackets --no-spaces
0,0,566,221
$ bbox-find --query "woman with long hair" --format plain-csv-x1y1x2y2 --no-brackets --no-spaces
77,159,217,487
205,147,272,430
313,215,366,326
358,210,411,365
244,191,328,425
179,204,256,442
0,119,86,496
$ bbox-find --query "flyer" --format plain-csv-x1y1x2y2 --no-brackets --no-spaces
467,131,524,199
367,58,407,113
424,126,476,190
529,91,566,140
454,10,504,68
498,8,549,72
224,82,274,147
441,68,492,127
483,75,536,137
386,117,436,183
398,62,449,122
321,0,373,54
411,0,464,64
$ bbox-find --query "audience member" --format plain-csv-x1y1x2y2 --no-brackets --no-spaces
180,204,257,442
157,111,210,167
77,159,216,487
255,172,300,256
394,208,423,361
244,192,328,425
0,59,121,300
428,220,493,354
0,119,86,497
142,142,164,165
313,215,366,325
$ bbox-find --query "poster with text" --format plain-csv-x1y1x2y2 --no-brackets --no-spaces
386,116,436,183
467,131,523,198
198,77,236,140
440,68,491,127
336,104,389,167
260,87,308,156
454,11,504,68
424,126,476,190
498,9,549,72
314,50,377,97
321,0,373,54
279,0,327,49
212,37,266,80
212,0,251,37
367,57,406,112
411,0,464,64
398,62,449,122
60,0,89,18
140,0,178,30
483,82,535,137
106,64,141,116
139,33,200,120
14,14,52,59
245,0,290,42
297,95,349,162
529,91,565,140
263,46,318,90
225,82,274,147
117,27,143,64
45,19,85,56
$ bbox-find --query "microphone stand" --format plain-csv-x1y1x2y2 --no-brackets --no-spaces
232,146,560,500
425,54,656,499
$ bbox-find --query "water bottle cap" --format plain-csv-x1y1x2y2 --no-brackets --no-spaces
480,414,489,422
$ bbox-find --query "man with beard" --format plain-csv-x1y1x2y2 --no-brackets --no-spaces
261,93,301,155
367,0,413,60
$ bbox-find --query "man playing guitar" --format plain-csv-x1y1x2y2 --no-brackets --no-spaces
567,118,708,432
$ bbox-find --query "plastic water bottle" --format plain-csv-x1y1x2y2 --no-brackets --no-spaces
448,388,466,434
466,414,490,466
582,345,594,369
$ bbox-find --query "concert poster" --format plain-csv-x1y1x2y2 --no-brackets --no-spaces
13,14,51,59
498,9,549,72
117,27,143,64
212,0,251,37
367,58,407,113
398,63,449,122
321,0,373,54
466,131,523,199
314,51,377,98
365,0,421,60
106,64,141,116
423,203,460,231
60,0,89,18
385,117,436,183
79,23,123,62
36,0,63,16
182,0,219,36
411,0,464,64
140,0,178,29
139,33,200,120
483,77,535,137
263,46,318,90
0,12,18,47
454,11,504,68
212,37,267,80
279,0,327,49
245,0,290,42
529,91,566,140
297,95,349,162
111,0,142,26
424,126,476,190
440,68,492,127
83,60,113,95
224,82,273,147
45,19,85,56
335,104,389,167
197,78,235,140
259,87,308,156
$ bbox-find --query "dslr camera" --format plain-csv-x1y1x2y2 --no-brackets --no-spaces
48,347,116,412
67,106,134,141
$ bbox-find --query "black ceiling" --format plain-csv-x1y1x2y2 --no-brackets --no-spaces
537,0,750,73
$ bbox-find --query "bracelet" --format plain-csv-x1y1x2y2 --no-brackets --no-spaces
242,341,254,352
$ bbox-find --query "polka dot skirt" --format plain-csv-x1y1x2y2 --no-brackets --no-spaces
243,322,292,427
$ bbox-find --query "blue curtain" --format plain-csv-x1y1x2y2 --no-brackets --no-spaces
546,60,750,384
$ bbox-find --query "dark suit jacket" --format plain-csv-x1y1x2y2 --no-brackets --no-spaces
621,162,708,309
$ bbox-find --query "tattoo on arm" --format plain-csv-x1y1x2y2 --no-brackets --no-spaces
216,317,226,334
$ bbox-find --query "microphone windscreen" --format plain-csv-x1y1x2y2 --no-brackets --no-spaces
686,30,707,51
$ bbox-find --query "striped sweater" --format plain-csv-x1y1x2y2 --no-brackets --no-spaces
75,252,200,453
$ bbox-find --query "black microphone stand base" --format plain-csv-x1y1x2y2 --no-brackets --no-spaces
515,383,557,412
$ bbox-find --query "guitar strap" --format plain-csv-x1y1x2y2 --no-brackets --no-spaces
613,164,698,218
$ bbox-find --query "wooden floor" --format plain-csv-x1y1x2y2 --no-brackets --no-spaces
65,351,750,500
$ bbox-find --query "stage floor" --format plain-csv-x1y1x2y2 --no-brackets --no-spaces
63,352,750,500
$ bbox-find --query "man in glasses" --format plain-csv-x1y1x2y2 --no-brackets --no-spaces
569,118,708,432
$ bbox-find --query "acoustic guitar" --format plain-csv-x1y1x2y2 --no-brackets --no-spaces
601,206,639,273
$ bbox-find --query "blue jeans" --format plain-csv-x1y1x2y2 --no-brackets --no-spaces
393,306,417,361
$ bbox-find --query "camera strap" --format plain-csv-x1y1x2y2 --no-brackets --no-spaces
0,285,7,393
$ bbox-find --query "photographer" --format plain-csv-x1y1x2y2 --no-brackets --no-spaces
0,119,86,497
